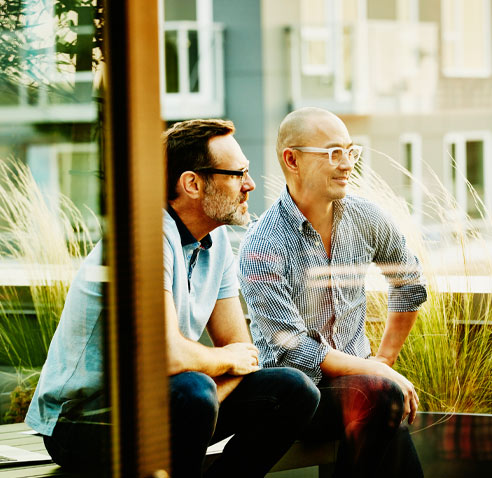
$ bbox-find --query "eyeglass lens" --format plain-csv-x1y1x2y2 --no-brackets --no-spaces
330,147,361,164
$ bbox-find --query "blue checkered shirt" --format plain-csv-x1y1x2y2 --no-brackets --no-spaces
238,187,427,384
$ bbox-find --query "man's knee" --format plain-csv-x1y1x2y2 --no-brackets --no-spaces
371,377,404,428
262,367,321,417
170,371,219,421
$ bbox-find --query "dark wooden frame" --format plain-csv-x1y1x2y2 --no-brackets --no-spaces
103,0,169,476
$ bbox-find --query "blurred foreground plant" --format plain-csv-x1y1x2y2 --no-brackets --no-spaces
0,157,96,371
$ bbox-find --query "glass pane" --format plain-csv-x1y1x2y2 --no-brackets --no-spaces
404,142,413,187
466,140,484,216
188,29,200,93
450,142,457,197
0,0,110,472
165,30,180,93
164,0,197,21
367,0,397,20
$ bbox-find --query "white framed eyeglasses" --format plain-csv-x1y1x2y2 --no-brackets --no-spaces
291,145,363,166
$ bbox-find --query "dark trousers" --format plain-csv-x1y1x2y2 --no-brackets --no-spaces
43,407,111,474
303,374,424,478
42,368,319,476
170,368,321,478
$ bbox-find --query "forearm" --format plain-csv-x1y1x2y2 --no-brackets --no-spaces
165,290,258,377
375,311,418,366
168,340,238,377
320,348,383,377
213,375,244,403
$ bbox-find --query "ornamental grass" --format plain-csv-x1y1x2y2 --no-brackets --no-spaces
0,157,96,370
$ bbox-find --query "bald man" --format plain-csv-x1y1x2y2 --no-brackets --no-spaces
238,108,426,477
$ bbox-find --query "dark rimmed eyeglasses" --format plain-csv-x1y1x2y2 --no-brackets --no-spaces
194,167,250,185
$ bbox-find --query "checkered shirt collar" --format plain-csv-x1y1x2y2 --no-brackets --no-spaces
279,186,345,235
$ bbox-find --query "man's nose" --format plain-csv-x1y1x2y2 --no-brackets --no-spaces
242,171,256,192
338,154,354,170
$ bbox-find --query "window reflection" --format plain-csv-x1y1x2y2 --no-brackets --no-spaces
0,0,107,471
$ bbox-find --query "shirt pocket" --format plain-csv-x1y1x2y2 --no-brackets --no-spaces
336,253,372,303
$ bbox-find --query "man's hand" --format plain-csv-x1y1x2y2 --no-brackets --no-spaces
222,343,260,375
373,361,419,424
321,349,419,424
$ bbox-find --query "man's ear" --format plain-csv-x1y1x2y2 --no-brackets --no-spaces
282,148,298,174
177,171,203,199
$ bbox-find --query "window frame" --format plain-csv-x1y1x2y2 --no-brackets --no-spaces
441,0,492,78
104,0,170,475
443,131,492,218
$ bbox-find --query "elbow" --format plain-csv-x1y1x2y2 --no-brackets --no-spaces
166,340,190,376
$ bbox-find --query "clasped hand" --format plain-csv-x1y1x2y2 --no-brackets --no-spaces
224,342,260,375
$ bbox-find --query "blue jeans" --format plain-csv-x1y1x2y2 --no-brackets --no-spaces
170,368,320,478
42,397,110,473
303,374,424,478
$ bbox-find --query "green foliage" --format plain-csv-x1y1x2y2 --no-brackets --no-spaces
2,370,38,423
0,157,96,369
0,0,104,102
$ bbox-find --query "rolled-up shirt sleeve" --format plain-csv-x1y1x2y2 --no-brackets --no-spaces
239,235,331,383
372,207,427,312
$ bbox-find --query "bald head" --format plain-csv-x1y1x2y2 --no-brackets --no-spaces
276,108,349,171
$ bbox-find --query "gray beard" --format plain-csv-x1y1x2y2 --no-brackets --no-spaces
202,185,250,226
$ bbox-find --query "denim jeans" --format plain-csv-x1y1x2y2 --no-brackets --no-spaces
170,367,320,478
302,374,424,478
43,404,111,474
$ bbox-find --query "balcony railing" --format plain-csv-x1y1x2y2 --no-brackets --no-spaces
287,20,438,114
161,21,224,120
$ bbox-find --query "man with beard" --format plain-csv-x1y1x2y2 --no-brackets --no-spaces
238,108,427,477
26,119,320,477
151,119,320,478
164,120,319,478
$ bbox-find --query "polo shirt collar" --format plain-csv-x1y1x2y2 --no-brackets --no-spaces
167,205,212,249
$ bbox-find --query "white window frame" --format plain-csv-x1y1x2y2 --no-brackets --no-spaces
441,0,492,77
399,133,423,224
298,0,366,100
159,0,224,119
443,131,492,216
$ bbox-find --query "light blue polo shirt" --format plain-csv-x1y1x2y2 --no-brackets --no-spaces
25,241,104,436
163,208,239,340
26,210,239,436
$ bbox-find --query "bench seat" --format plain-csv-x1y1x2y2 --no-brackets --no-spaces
0,423,337,477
